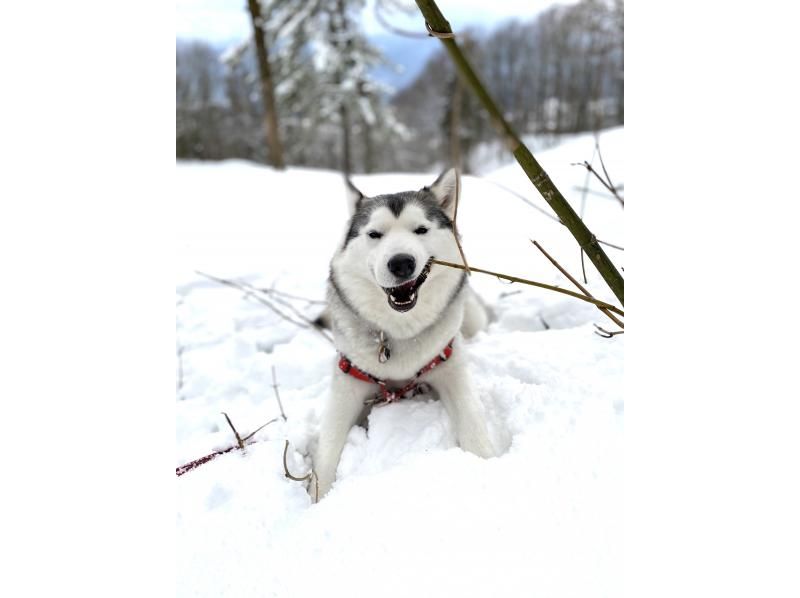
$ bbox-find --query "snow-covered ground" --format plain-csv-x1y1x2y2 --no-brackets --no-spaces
176,127,624,597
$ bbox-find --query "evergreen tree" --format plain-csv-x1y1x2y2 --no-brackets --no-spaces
312,0,405,174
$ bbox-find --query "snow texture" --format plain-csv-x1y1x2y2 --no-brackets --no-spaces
176,127,624,597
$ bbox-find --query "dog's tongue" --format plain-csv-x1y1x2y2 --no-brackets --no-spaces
397,279,415,290
391,279,415,301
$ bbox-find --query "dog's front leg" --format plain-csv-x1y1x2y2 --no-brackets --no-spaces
426,353,495,459
313,369,371,499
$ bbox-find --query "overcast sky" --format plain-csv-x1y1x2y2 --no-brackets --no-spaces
176,0,575,44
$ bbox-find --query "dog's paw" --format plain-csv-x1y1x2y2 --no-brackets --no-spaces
459,433,496,459
309,473,333,502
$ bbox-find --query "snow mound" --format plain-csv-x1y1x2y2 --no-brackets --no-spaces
176,127,624,597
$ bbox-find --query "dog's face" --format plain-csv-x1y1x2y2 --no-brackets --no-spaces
330,170,466,337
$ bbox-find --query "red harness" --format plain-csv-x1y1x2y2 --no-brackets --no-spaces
338,339,455,406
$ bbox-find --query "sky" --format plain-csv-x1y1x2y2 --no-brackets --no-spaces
175,0,575,45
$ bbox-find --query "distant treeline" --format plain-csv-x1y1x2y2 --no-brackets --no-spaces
176,0,623,173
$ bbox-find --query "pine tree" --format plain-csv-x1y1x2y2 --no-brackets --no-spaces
312,0,405,174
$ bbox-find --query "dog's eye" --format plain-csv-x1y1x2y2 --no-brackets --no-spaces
367,231,383,239
414,226,429,235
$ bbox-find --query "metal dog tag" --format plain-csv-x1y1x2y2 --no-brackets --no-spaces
378,344,390,363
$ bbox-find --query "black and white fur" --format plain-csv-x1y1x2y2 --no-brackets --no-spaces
314,169,494,498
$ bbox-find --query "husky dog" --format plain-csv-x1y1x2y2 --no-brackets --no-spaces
313,169,495,499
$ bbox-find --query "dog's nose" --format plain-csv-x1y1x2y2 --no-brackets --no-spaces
387,254,416,280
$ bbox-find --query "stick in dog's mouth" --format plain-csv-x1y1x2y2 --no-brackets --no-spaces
382,258,434,313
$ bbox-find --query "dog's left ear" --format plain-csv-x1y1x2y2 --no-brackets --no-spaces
424,168,459,220
344,178,366,215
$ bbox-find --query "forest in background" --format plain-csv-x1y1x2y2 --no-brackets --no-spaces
176,0,623,174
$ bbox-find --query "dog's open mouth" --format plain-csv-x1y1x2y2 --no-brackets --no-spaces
382,259,433,313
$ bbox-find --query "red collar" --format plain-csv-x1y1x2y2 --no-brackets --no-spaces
338,338,455,406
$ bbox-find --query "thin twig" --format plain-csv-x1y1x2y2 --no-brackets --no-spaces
598,239,624,251
176,447,237,476
595,139,620,206
573,161,624,207
242,417,279,442
451,170,471,275
431,259,624,316
271,366,287,422
481,178,624,250
195,271,334,345
239,279,325,333
244,283,332,341
176,416,279,476
482,178,562,224
282,440,319,503
221,412,244,450
531,240,624,329
594,324,624,338
259,287,326,305
413,0,623,305
580,249,588,285
196,271,309,328
373,0,428,38
498,290,522,299
578,147,594,285
579,146,595,220
572,186,620,200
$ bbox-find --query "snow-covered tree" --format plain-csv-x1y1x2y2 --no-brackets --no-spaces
224,1,327,167
311,0,406,174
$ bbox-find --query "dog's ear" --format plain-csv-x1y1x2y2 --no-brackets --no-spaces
425,168,459,220
344,178,366,215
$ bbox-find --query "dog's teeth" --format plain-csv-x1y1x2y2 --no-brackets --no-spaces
409,292,416,301
390,295,397,301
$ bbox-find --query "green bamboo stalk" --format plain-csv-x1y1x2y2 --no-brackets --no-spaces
413,0,624,305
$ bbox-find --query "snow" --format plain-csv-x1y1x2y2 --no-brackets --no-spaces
176,127,624,597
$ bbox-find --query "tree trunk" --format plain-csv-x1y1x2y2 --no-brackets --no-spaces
361,116,374,173
247,0,285,169
329,0,352,175
340,104,352,176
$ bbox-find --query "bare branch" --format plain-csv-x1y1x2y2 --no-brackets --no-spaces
283,440,319,503
239,279,327,333
573,160,624,207
595,138,618,203
580,249,588,285
481,177,624,250
579,145,596,220
373,0,428,38
176,416,279,476
195,271,334,345
413,0,624,305
531,240,623,329
572,186,620,201
431,259,623,316
221,412,244,450
481,178,562,224
594,324,624,338
451,169,471,275
258,287,326,305
598,239,624,251
271,366,287,422
498,290,522,300
176,447,237,477
242,417,279,442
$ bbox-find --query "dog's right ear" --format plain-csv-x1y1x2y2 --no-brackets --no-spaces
344,178,366,215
